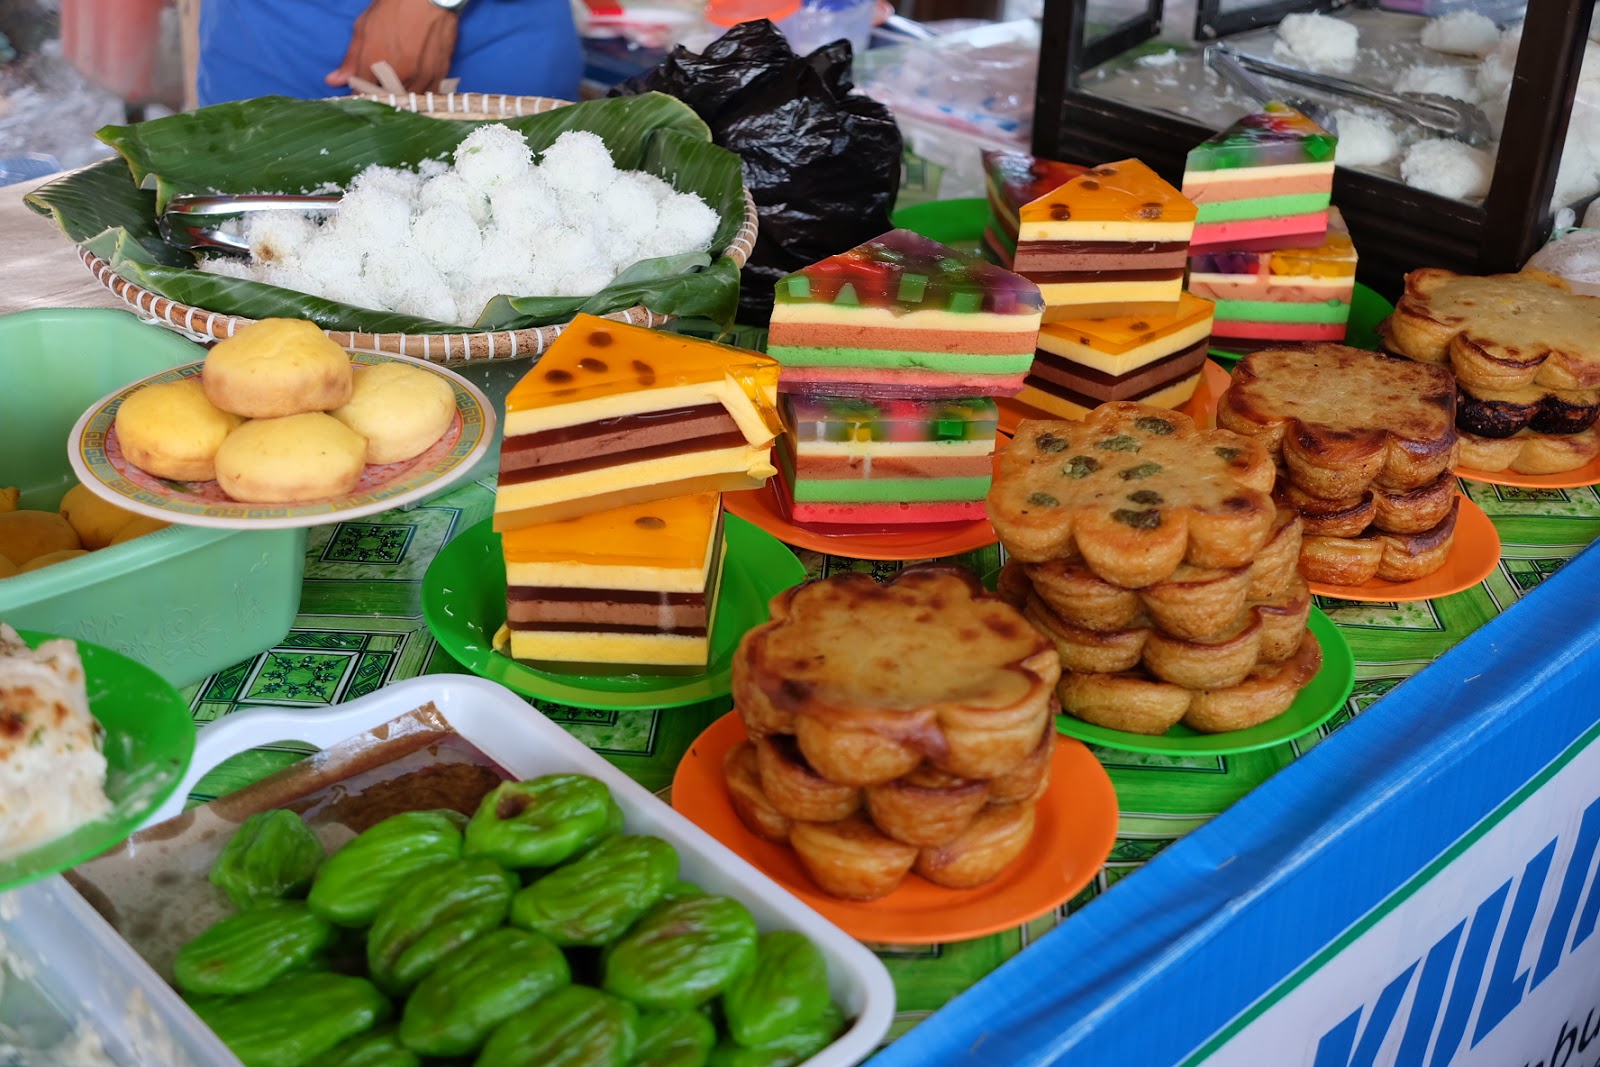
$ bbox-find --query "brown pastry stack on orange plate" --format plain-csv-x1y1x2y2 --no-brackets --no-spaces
723,566,1060,902
986,403,1322,738
1383,268,1600,478
1217,345,1462,586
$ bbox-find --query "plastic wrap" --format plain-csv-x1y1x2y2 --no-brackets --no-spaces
611,20,902,326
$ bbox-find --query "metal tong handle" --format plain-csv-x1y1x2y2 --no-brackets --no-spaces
160,193,341,254
1211,42,1489,144
1204,44,1338,133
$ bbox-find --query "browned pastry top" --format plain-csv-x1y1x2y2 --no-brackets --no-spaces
736,565,1059,716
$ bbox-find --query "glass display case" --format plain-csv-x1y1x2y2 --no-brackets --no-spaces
1032,0,1595,294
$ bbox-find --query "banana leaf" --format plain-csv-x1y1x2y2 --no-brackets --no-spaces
24,93,747,334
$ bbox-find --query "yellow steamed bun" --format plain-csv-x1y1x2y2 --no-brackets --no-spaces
213,413,368,504
116,378,244,482
203,318,354,418
331,362,456,465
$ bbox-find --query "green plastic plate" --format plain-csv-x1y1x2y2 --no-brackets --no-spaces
421,513,808,711
0,630,196,891
1052,609,1356,756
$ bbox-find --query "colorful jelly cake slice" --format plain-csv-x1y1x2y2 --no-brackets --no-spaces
776,395,998,526
493,492,725,670
1190,207,1358,351
1184,103,1336,254
494,314,781,530
1015,293,1215,420
1014,158,1197,321
981,149,1089,266
767,229,1045,399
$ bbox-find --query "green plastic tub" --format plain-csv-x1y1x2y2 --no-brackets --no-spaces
0,309,305,688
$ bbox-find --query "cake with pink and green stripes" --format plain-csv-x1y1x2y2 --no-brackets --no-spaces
766,229,1045,399
1183,103,1337,254
776,395,999,525
1190,207,1358,351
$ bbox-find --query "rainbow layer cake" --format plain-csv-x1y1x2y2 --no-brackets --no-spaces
767,229,1045,399
494,314,781,530
776,395,999,526
494,492,725,670
981,149,1088,267
1183,103,1337,254
1015,292,1216,420
1013,158,1197,321
1189,207,1358,350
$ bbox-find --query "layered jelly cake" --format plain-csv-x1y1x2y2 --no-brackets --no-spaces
1014,159,1198,321
1183,103,1337,254
494,492,726,669
493,314,782,530
1188,207,1358,350
981,149,1088,267
766,229,1045,399
1015,293,1216,420
776,395,998,525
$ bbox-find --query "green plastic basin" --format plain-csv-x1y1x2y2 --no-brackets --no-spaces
0,309,305,688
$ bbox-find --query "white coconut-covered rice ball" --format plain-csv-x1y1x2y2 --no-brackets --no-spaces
1332,110,1400,167
1274,12,1359,71
201,255,256,280
454,124,535,191
336,185,414,248
539,131,618,199
1420,11,1500,56
656,193,720,252
1400,139,1493,199
596,171,663,237
488,173,563,238
417,171,491,228
243,212,321,269
1395,63,1479,102
411,201,483,275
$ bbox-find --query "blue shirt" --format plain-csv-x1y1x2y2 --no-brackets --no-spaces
197,0,583,107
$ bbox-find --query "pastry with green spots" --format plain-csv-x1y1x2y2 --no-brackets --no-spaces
986,403,1275,587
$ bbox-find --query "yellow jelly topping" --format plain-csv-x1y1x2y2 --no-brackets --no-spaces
507,314,781,430
1268,209,1358,279
1019,159,1198,226
1040,292,1215,355
501,491,721,570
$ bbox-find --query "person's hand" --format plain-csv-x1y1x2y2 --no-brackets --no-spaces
326,0,459,92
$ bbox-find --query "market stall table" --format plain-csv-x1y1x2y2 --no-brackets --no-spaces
4,177,1600,1053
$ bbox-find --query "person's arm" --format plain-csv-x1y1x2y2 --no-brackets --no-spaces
326,0,460,92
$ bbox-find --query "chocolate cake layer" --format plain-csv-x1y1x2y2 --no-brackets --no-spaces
1022,367,1201,410
507,595,709,629
1032,340,1210,396
498,430,752,486
1017,266,1187,285
1015,249,1192,273
501,405,735,474
507,618,710,636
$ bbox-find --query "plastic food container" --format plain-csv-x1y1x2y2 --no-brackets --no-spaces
129,674,897,1067
0,308,304,688
0,877,237,1066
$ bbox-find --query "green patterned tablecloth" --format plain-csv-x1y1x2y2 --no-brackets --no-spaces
175,362,1600,1043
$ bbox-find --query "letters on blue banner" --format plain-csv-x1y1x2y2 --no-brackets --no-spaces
1314,793,1600,1067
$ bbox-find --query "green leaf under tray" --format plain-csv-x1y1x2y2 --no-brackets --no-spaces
24,93,747,334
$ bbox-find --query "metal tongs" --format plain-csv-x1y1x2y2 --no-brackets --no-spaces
1207,41,1494,146
1205,44,1338,135
159,193,341,255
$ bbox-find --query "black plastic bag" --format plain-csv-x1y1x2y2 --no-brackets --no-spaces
611,20,902,327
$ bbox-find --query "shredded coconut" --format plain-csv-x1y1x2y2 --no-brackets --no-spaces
1332,110,1400,167
1420,11,1501,57
1400,139,1493,200
1274,12,1359,72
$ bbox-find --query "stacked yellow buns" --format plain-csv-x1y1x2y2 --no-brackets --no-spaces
986,403,1322,736
0,483,167,579
113,319,456,504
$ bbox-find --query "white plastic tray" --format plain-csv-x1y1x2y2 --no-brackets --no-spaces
137,673,897,1067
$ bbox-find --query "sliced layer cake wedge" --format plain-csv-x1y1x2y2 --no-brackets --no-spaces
1183,103,1336,254
494,314,781,530
494,491,726,670
1017,292,1215,420
767,229,1045,399
776,395,999,526
981,149,1088,267
1190,206,1357,351
1013,158,1197,321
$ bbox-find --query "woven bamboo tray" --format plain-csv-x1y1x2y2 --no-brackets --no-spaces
81,92,760,365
